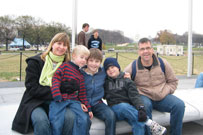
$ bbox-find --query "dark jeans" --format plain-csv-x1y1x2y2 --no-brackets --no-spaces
31,105,75,135
92,103,116,135
141,94,185,135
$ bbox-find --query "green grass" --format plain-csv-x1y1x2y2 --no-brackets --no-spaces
105,52,203,75
0,52,202,81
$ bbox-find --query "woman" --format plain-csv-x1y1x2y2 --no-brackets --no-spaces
12,33,75,135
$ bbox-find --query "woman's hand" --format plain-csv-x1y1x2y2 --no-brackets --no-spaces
81,104,88,112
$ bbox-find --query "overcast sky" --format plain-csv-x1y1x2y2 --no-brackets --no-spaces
1,0,202,40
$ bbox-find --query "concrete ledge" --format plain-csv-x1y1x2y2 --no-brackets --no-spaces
1,88,203,135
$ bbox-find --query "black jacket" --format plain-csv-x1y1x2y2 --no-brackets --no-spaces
12,54,52,134
88,35,102,50
104,72,144,109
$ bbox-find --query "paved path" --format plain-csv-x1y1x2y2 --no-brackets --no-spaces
0,75,203,135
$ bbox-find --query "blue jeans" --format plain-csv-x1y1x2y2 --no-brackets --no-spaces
31,105,75,135
49,100,89,135
141,94,185,135
92,103,116,135
195,72,203,88
111,103,145,135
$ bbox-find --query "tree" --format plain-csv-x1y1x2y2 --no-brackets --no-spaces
0,15,17,51
16,15,35,50
156,30,176,45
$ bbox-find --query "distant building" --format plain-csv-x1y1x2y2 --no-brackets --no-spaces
157,45,183,56
9,38,31,49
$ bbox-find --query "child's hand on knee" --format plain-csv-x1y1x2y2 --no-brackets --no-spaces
81,104,88,112
89,112,93,119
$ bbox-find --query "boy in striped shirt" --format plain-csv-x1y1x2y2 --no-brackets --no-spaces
50,45,93,135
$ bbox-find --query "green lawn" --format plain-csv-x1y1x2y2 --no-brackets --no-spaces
0,52,202,81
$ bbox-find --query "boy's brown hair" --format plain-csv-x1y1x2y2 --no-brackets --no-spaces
88,48,103,62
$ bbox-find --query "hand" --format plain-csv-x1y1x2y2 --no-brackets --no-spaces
81,104,88,112
124,72,131,79
89,112,94,119
138,106,147,122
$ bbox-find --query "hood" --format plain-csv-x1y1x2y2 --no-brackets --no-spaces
26,53,42,64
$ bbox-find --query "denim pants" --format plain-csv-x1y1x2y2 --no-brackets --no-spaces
92,103,116,135
195,72,203,88
111,103,145,135
31,104,75,135
141,94,185,135
49,100,89,135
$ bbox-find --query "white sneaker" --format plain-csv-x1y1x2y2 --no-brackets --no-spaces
149,121,167,135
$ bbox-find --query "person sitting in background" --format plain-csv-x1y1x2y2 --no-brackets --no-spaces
195,72,203,88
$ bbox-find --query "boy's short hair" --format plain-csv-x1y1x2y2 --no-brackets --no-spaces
88,48,103,62
82,23,89,29
93,29,98,34
103,57,120,72
72,45,90,57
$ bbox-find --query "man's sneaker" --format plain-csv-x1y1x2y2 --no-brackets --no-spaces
149,121,167,135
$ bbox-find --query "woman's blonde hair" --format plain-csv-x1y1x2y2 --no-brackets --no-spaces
41,32,71,62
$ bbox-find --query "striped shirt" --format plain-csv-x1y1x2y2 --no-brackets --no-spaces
51,61,91,111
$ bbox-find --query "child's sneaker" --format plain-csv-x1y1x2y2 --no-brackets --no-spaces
149,121,167,135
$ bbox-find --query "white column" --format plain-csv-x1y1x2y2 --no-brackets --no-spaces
72,0,78,50
187,0,193,77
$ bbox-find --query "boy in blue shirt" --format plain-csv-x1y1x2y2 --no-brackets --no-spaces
81,48,116,135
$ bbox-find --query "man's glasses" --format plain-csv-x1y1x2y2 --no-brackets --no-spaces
139,47,152,51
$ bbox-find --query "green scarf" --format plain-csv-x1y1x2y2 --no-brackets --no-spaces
39,52,65,86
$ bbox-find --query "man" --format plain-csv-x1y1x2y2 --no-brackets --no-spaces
77,23,89,47
88,29,102,50
124,38,185,135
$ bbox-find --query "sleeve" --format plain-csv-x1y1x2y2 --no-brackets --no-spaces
78,77,91,112
162,59,178,94
78,32,85,45
51,65,64,101
88,38,91,49
24,59,52,100
126,79,144,109
99,38,102,50
103,81,108,99
124,62,133,76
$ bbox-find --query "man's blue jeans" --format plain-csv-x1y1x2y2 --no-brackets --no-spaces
111,103,145,135
195,72,203,88
141,94,185,135
49,100,89,135
31,105,75,135
92,103,116,135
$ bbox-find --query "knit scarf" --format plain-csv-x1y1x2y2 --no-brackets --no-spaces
39,52,65,86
